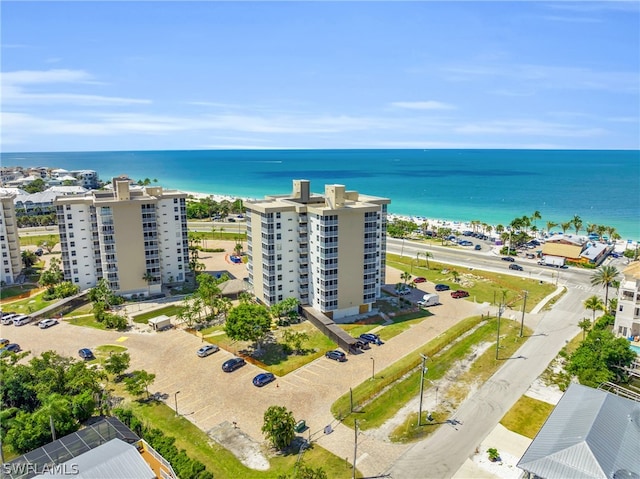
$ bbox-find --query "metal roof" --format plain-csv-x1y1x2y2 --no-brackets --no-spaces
517,383,640,479
33,438,155,479
4,417,141,479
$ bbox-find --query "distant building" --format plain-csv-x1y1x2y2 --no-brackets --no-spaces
517,383,640,479
0,194,22,285
245,179,390,320
54,176,189,296
615,262,640,341
542,233,611,266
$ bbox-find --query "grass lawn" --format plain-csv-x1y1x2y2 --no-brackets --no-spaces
199,321,337,376
128,399,360,478
0,289,51,314
387,253,556,312
500,395,555,439
132,305,186,324
19,233,60,247
339,310,433,342
332,315,532,442
95,344,128,355
66,314,107,330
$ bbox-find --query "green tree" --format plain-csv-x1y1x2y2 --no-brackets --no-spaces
22,250,38,269
400,271,412,285
590,266,620,309
225,303,272,352
104,352,131,380
578,318,592,340
124,370,156,399
566,329,637,387
572,215,583,235
282,329,309,355
451,270,460,283
40,256,64,287
142,272,155,297
583,295,604,322
38,235,59,254
560,221,572,234
278,463,328,479
23,178,47,194
262,405,296,451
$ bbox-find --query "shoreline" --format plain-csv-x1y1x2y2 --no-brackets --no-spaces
179,189,639,247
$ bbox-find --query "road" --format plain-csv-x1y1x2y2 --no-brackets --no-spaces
387,284,588,478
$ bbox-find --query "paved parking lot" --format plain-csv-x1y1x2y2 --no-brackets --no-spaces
1,245,488,477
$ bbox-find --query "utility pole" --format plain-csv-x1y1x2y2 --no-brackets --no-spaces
520,290,528,337
496,304,504,360
352,419,358,479
174,390,181,417
418,354,428,426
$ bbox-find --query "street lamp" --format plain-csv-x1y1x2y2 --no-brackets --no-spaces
174,391,181,417
370,357,375,380
418,354,428,426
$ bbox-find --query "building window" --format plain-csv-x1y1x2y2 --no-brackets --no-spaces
276,233,282,240
276,212,281,219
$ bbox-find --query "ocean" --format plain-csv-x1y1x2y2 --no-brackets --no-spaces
2,149,639,241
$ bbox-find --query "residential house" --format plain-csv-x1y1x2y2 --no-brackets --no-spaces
615,262,640,342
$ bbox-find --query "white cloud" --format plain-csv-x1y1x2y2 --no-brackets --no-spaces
1,69,151,106
454,119,607,138
390,101,456,110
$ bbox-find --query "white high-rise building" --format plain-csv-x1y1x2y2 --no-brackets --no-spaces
54,176,189,296
0,194,22,285
614,262,640,340
245,180,390,320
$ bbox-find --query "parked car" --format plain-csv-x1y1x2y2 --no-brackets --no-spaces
325,350,347,362
451,290,470,299
38,318,59,329
196,344,220,357
1,313,18,325
360,333,381,345
34,248,43,256
501,256,515,262
0,338,9,347
412,277,427,283
252,372,276,387
474,244,482,251
222,357,246,372
509,264,524,271
222,358,247,373
78,348,94,360
352,339,370,350
0,343,21,355
395,287,411,295
12,315,32,326
435,284,450,292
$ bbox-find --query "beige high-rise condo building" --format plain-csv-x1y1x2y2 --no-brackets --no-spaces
54,176,189,296
0,194,22,285
245,180,390,320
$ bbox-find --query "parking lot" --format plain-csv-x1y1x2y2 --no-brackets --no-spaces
1,246,488,476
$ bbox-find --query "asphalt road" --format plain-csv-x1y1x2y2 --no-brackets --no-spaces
386,279,591,477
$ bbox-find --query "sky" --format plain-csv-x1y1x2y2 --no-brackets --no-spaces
1,1,639,152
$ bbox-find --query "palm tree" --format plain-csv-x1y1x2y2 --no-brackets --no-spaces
572,215,583,235
605,226,617,241
590,266,620,309
546,221,558,235
583,295,604,322
142,272,155,297
531,210,542,229
596,224,607,241
560,221,572,234
578,318,592,340
451,270,460,283
423,251,432,269
400,271,412,285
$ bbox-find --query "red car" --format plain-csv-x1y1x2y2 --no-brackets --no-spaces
413,277,427,283
451,290,470,299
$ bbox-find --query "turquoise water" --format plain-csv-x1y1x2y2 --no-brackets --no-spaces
631,344,640,355
2,149,638,240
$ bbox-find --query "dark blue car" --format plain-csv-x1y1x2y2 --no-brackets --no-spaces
78,348,94,360
252,372,276,387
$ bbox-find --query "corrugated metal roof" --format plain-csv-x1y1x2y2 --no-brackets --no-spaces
517,383,640,479
542,243,584,259
33,439,155,479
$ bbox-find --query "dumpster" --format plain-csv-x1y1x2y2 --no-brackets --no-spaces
295,420,307,433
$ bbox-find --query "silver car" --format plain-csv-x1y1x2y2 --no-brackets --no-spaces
39,318,59,329
196,344,220,357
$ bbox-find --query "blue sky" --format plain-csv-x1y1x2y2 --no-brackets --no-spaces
2,1,639,152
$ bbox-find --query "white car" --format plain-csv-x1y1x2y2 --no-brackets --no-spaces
395,288,411,295
13,315,32,326
39,318,59,329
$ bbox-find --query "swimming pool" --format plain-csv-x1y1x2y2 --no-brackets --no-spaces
630,343,640,355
